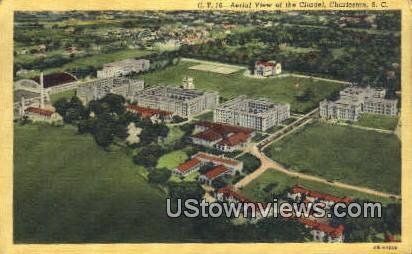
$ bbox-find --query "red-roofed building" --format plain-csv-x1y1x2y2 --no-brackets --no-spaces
191,121,254,152
127,104,173,123
299,218,344,243
193,152,243,173
199,165,231,185
215,186,252,203
288,185,352,209
254,60,282,77
24,107,62,122
173,158,201,177
174,152,243,182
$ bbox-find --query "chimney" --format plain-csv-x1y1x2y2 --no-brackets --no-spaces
20,96,26,116
40,72,45,108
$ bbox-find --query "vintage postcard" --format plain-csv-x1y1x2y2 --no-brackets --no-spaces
0,0,411,253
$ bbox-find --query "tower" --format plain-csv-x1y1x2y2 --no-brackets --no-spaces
40,72,45,108
182,76,194,89
20,96,26,116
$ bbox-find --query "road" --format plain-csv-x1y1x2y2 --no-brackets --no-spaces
234,109,401,200
238,145,400,199
336,122,394,134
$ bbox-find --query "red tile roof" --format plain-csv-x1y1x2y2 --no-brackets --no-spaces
32,72,77,88
193,121,253,147
299,218,344,237
176,158,200,173
127,104,172,118
256,60,275,67
196,121,253,135
203,165,229,180
194,152,241,167
218,132,250,146
217,186,252,203
291,185,352,204
192,129,222,142
25,107,54,117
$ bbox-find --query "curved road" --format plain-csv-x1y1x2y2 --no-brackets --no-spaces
235,144,401,200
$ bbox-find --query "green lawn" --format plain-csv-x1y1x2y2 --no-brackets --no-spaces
264,122,401,194
49,89,77,103
13,123,192,243
156,149,189,170
140,61,345,113
355,113,399,131
17,49,153,78
194,111,214,121
240,170,396,205
162,126,185,146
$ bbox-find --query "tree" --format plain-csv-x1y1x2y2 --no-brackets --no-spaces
133,144,165,168
148,168,171,185
168,182,205,200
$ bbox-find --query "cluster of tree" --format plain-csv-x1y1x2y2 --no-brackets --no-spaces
180,24,400,91
238,153,261,174
340,202,401,242
133,144,166,168
186,216,311,242
168,181,205,200
53,96,88,123
148,168,172,185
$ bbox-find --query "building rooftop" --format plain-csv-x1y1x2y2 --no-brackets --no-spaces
127,104,172,118
32,72,77,88
218,132,250,147
203,165,229,180
176,158,201,173
103,58,148,68
299,218,344,237
290,185,352,204
14,89,40,102
25,107,55,117
194,152,241,167
216,186,252,203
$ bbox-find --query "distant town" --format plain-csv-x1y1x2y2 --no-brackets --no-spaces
13,11,401,244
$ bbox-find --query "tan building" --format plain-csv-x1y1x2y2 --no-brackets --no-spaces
134,86,219,118
320,86,398,121
97,58,150,78
214,96,290,131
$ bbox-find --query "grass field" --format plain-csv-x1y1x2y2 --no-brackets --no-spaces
162,126,185,146
240,170,397,205
13,124,193,243
264,122,401,194
157,149,189,170
189,63,243,74
355,114,399,131
17,49,153,78
49,49,153,75
140,61,345,113
194,111,214,121
49,89,77,103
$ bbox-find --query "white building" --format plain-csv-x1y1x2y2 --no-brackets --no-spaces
320,86,398,121
254,60,282,77
77,77,144,104
214,96,290,131
134,86,219,118
97,58,150,78
24,107,62,123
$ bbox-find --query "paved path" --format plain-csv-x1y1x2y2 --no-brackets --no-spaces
181,58,246,69
235,143,400,199
336,122,394,134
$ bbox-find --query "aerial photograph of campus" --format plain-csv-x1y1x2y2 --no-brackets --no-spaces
13,10,401,243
